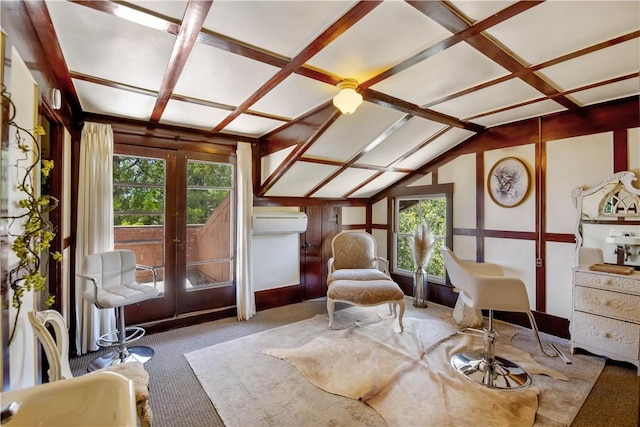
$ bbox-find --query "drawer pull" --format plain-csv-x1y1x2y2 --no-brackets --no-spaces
604,332,612,338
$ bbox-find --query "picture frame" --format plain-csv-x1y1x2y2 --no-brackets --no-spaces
487,157,530,208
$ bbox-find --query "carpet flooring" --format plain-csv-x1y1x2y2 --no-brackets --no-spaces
69,298,639,427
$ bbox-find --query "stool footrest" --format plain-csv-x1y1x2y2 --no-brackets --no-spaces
97,326,146,348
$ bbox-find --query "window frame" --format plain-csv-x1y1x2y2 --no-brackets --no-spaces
389,184,453,286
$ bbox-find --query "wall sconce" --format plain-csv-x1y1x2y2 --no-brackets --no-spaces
332,79,363,115
49,88,61,110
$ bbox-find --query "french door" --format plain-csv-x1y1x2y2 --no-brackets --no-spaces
113,144,235,324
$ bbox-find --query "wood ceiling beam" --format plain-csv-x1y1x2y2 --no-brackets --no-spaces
258,109,342,197
303,115,412,198
364,0,543,88
212,1,382,132
22,0,83,119
363,89,484,132
409,0,580,111
150,0,212,122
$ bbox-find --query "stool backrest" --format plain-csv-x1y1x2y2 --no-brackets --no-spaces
83,250,137,289
28,310,74,382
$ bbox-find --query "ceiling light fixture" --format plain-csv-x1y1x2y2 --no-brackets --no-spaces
333,78,363,115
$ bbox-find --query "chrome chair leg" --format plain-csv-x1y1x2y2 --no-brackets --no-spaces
526,312,570,362
451,310,532,390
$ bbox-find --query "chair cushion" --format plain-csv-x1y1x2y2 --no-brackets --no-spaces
328,268,389,284
84,283,160,308
327,279,404,305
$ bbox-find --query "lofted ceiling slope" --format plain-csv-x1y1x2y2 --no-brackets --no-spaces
16,1,640,199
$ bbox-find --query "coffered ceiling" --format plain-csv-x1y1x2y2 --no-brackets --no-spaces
17,1,640,198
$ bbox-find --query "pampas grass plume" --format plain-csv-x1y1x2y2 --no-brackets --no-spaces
412,224,435,268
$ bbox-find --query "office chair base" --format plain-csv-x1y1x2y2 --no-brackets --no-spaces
88,346,155,372
451,352,531,390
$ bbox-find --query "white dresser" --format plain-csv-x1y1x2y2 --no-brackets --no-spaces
572,267,640,375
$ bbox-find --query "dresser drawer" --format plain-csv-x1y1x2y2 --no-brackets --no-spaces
574,286,640,322
571,311,640,360
574,271,640,296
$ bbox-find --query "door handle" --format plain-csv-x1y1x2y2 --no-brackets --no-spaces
301,242,317,250
173,238,185,248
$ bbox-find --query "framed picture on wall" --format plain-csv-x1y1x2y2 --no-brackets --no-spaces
487,157,530,208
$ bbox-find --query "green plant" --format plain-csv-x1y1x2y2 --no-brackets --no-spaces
2,85,61,344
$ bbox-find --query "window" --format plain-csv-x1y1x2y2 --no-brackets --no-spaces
393,189,452,284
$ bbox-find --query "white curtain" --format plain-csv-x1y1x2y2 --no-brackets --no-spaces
74,122,115,354
236,142,255,320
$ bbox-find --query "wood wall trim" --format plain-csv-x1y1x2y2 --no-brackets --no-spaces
613,129,629,172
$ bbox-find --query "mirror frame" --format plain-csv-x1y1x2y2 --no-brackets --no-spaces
572,171,640,265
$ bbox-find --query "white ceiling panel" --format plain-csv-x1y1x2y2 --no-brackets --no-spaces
221,114,286,138
203,1,355,58
127,0,188,21
73,79,156,120
304,102,405,162
349,172,407,198
430,78,546,120
395,128,475,170
371,42,509,106
450,1,517,22
174,42,279,106
160,99,230,130
47,1,175,91
486,1,640,66
308,1,452,82
473,99,566,128
265,162,340,197
535,39,640,92
261,146,297,184
312,167,378,198
251,74,335,119
569,79,640,107
358,117,447,167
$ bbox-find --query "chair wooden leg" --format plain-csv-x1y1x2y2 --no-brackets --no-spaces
327,298,335,329
397,300,405,333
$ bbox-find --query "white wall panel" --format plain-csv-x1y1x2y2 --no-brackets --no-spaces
438,153,476,229
629,127,639,177
8,46,39,390
484,144,536,232
545,242,575,320
342,206,366,225
485,238,537,309
372,229,388,260
452,235,476,261
546,132,613,233
408,172,432,187
372,198,387,224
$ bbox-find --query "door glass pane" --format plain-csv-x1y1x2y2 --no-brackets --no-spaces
113,155,166,294
185,160,233,291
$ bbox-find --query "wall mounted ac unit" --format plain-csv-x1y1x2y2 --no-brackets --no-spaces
252,212,308,234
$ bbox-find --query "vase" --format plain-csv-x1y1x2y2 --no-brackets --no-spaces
413,267,428,308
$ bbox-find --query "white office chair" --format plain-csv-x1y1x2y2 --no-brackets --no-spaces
77,250,159,371
441,247,562,389
28,310,153,427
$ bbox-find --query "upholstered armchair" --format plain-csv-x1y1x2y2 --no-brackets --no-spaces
326,231,405,332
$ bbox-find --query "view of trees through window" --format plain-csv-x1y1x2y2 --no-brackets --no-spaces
113,156,165,226
186,161,232,225
113,157,233,226
395,196,447,281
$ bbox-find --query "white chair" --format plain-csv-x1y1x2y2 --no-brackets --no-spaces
77,250,159,371
28,310,153,427
327,231,405,332
441,246,561,389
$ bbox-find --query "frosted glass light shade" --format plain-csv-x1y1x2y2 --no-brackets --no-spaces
333,79,363,115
